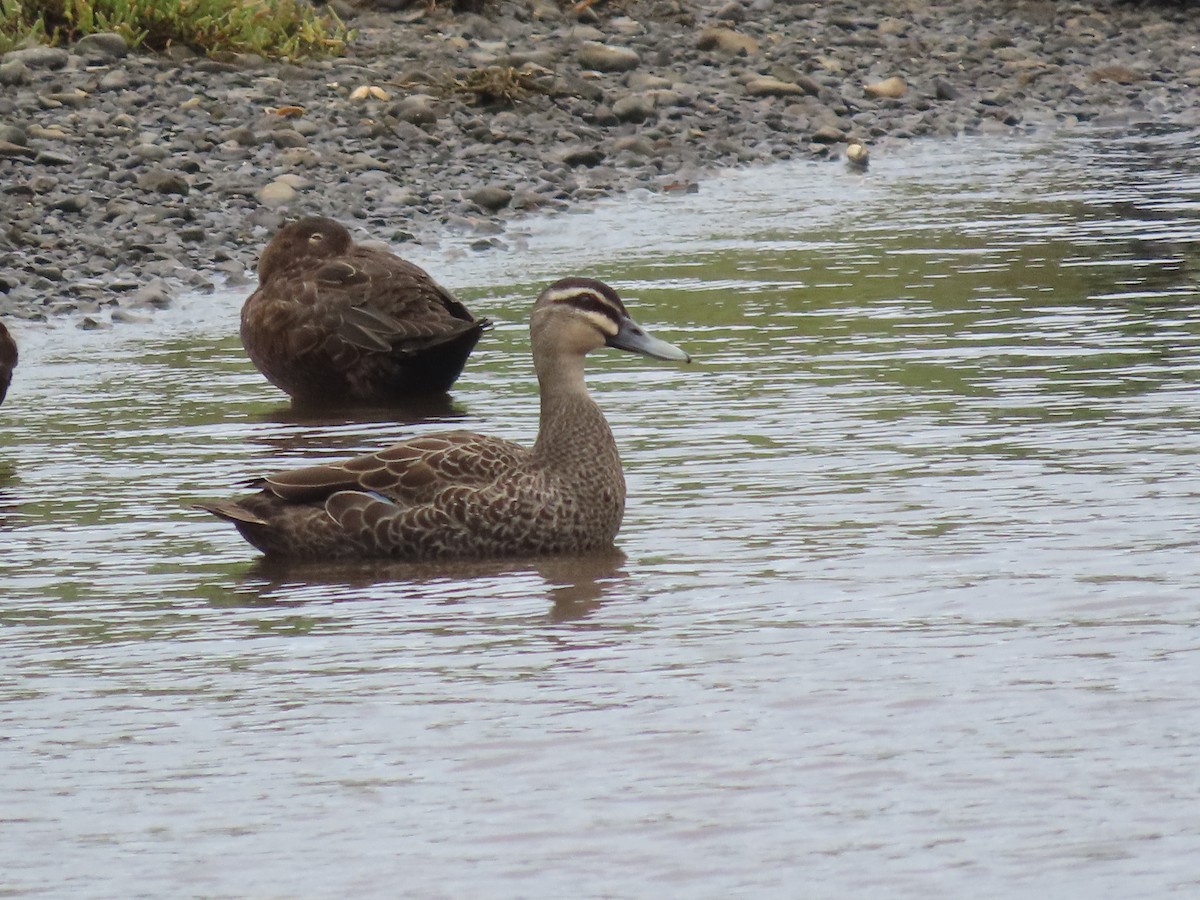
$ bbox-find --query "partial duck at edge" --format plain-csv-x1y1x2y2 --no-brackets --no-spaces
0,322,16,406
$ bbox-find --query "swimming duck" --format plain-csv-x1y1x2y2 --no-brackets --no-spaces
0,322,16,406
200,277,690,560
240,216,490,405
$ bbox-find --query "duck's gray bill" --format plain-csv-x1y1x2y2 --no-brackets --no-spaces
608,317,691,363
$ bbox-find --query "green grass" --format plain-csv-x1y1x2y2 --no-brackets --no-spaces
0,0,352,59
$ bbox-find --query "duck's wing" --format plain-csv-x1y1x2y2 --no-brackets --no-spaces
315,250,491,354
262,430,527,508
198,431,532,559
322,475,550,559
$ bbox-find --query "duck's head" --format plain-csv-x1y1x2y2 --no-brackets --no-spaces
258,216,355,282
531,277,691,363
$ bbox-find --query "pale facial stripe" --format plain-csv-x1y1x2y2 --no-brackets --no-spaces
541,283,627,337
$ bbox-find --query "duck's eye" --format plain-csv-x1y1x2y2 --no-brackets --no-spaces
308,233,324,244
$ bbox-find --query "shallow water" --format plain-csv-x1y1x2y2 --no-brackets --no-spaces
3,126,1200,897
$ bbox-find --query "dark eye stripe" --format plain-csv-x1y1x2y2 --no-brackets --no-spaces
547,276,629,313
566,292,623,328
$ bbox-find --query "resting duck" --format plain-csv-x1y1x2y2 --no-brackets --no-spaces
200,277,690,560
240,216,490,404
0,322,16,406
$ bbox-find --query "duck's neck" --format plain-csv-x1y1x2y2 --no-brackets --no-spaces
531,354,619,472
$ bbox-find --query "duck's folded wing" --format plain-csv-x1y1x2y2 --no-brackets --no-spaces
335,300,487,354
263,431,527,506
336,306,405,352
324,490,462,556
317,253,490,352
262,464,362,502
383,432,526,485
323,475,544,558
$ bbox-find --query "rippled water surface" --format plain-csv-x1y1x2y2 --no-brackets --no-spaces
3,127,1200,897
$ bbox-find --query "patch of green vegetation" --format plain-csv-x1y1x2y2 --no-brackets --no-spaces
0,0,352,59
0,0,45,51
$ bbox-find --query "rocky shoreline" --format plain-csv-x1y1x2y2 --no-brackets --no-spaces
1,0,1198,327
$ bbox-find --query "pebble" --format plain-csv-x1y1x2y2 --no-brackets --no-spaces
98,70,130,91
131,279,173,308
111,309,151,324
845,142,870,170
811,124,846,143
933,78,958,101
73,32,129,61
626,72,672,91
0,140,35,159
864,76,908,99
4,47,70,69
137,170,190,195
611,135,657,156
0,61,29,85
50,195,90,213
133,144,169,161
270,129,308,148
35,150,75,166
278,147,320,167
348,152,388,170
576,42,640,72
223,126,258,146
746,77,810,98
257,180,297,207
612,93,656,123
715,2,745,23
559,145,606,167
391,94,438,125
697,27,760,56
470,185,513,211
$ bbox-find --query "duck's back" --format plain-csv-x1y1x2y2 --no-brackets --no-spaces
242,243,487,403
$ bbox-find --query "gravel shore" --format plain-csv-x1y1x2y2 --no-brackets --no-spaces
1,0,1198,327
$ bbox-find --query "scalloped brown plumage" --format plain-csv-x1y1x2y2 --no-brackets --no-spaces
200,277,692,561
0,322,16,406
240,216,490,405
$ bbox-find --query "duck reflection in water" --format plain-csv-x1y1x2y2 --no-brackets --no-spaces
218,549,628,622
257,392,467,429
249,392,472,458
